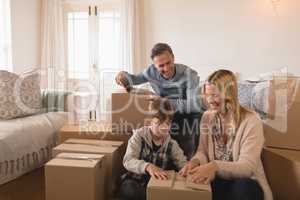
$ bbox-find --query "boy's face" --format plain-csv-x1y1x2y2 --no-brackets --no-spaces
151,117,171,138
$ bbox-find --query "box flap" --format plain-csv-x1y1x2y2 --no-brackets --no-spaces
264,148,300,163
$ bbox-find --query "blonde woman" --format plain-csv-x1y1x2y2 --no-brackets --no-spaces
179,70,272,200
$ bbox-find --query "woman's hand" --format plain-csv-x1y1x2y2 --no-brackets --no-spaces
178,160,199,177
145,164,168,180
189,161,218,184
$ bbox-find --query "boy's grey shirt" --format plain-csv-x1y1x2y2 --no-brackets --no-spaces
123,126,187,175
125,63,202,113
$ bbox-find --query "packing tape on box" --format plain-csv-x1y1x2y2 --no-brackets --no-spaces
56,154,103,164
185,174,211,191
65,141,120,148
165,171,210,191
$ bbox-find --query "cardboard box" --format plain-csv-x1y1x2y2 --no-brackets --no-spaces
263,77,300,150
59,121,131,144
111,90,151,132
262,148,300,200
147,171,212,200
45,153,105,200
52,139,124,199
65,138,126,175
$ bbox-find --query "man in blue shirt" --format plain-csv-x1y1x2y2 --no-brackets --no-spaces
115,43,203,159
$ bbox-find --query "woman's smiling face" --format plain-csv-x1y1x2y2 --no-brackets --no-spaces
204,83,223,111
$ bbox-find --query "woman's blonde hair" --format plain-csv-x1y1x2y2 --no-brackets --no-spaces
203,69,248,128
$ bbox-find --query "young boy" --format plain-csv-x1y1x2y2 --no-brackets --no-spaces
119,98,187,200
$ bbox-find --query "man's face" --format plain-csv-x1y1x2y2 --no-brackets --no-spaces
153,51,175,79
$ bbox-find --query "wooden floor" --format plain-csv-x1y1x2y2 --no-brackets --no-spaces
0,168,45,200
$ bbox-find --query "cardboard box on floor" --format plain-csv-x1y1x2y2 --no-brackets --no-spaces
147,171,212,200
64,138,126,175
263,77,300,150
52,139,124,200
45,153,105,200
59,121,131,145
262,148,300,200
111,90,152,132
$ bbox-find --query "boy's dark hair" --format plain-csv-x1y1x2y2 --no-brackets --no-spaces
148,98,174,123
150,43,174,60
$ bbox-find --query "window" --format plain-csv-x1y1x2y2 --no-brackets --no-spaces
64,1,123,120
0,0,12,71
64,2,122,80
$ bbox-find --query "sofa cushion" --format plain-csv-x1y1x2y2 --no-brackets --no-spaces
0,70,42,120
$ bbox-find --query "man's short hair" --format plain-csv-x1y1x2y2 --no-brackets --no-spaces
150,43,174,60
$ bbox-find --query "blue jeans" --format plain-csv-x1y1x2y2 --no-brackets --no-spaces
212,177,264,200
119,177,147,200
170,112,202,159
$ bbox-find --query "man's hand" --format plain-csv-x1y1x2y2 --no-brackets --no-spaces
115,71,130,90
189,161,218,184
145,164,168,180
178,160,199,177
146,94,161,101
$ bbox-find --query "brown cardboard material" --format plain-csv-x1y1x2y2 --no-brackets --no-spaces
58,121,131,144
45,153,105,200
52,139,124,199
263,77,300,150
262,148,300,200
147,171,212,200
65,138,126,175
111,90,152,132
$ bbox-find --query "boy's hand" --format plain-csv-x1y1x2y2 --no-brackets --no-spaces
178,160,199,177
145,164,168,180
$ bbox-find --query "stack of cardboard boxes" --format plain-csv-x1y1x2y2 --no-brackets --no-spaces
45,89,212,200
262,77,300,200
45,139,125,200
45,90,152,200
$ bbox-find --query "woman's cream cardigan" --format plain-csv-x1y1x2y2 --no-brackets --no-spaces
191,110,273,200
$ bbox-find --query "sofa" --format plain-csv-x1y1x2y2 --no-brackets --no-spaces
0,90,70,185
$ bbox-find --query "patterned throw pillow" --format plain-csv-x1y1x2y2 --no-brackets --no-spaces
0,70,42,120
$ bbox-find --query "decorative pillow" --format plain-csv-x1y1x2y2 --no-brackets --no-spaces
0,69,42,120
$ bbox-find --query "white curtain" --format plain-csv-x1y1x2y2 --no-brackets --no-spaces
0,0,12,71
41,0,66,90
120,0,142,73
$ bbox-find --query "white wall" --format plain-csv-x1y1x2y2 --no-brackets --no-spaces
9,0,300,79
141,0,300,80
10,0,41,74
